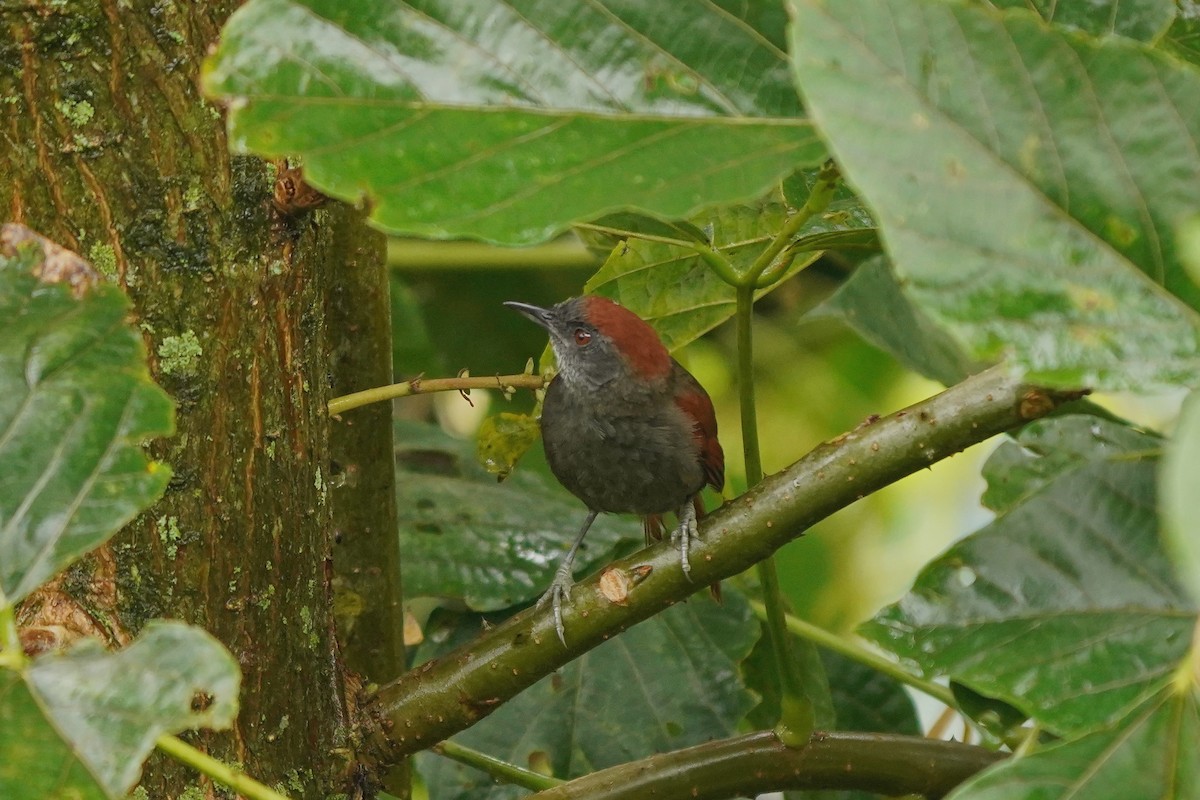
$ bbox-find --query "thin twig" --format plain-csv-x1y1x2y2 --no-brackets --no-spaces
433,739,562,791
327,374,544,416
155,735,293,800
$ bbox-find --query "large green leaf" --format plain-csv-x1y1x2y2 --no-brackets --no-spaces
789,0,1200,391
985,0,1176,40
0,672,106,800
581,171,875,351
203,0,825,245
416,591,758,799
1,622,239,799
1163,2,1200,67
395,420,639,611
0,243,173,604
947,681,1200,800
981,414,1161,513
817,257,977,385
863,416,1195,737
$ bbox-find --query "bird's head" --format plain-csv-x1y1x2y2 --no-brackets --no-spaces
504,296,671,390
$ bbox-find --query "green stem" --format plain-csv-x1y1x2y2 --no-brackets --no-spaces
690,243,741,286
735,286,763,484
155,735,293,800
434,740,562,791
756,560,816,745
327,373,543,416
754,249,802,289
742,160,840,288
734,283,813,743
748,600,956,707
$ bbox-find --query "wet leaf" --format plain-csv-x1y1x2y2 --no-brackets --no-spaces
396,420,639,611
947,681,1200,800
0,239,173,604
981,416,1162,514
818,257,977,386
1,622,239,799
863,416,1195,737
790,0,1200,390
204,0,824,244
985,0,1176,40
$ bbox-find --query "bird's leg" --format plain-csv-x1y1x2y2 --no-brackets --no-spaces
537,509,599,646
671,499,699,580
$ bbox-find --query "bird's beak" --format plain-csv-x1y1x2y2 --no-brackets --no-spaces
503,301,553,330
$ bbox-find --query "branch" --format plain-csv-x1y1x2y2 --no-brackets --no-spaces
327,373,543,416
433,739,561,791
524,731,1004,800
155,735,293,800
371,365,1085,756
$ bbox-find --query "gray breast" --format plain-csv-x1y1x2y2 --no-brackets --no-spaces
540,379,704,515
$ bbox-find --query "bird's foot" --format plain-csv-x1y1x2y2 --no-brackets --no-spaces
671,502,700,581
536,564,575,646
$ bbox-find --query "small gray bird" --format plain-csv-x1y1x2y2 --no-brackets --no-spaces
505,296,724,644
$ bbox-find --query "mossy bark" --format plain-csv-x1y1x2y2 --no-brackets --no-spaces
1,2,400,796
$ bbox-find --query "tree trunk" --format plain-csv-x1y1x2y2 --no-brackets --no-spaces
1,2,402,796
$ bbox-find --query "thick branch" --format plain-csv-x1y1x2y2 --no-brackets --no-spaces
525,731,1004,800
372,365,1084,755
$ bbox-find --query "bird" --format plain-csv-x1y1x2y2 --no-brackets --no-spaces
504,296,724,644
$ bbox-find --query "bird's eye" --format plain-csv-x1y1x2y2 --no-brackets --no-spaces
573,328,592,346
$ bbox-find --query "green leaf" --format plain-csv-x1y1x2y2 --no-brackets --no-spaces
981,415,1162,513
584,211,804,352
416,591,758,799
1162,3,1200,67
862,416,1195,737
947,682,1200,800
476,412,541,480
0,672,106,800
821,649,919,736
985,0,1176,40
0,245,173,604
742,622,836,731
778,651,922,800
1,621,239,799
950,681,1028,741
747,642,919,733
778,167,879,252
817,257,977,385
203,0,825,245
789,0,1200,390
582,173,874,351
1162,391,1200,603
395,420,639,611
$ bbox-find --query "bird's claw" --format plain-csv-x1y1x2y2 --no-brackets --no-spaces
537,565,575,646
672,504,700,581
